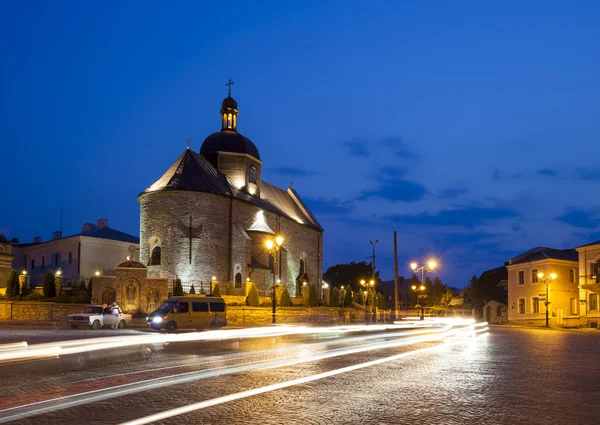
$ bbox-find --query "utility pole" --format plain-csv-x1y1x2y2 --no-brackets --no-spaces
393,231,399,320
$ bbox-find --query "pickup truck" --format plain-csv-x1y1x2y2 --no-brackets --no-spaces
68,305,133,330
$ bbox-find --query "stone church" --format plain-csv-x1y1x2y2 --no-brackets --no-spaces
137,88,324,298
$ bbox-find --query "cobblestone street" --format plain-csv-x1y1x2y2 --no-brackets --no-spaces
0,326,599,424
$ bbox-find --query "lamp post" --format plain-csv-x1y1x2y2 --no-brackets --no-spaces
265,235,284,325
360,278,376,323
537,272,556,328
410,260,437,320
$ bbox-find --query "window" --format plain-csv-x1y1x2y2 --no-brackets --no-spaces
531,269,539,284
31,259,35,269
150,246,161,266
227,113,232,129
68,252,73,265
518,298,526,314
234,273,242,288
518,271,525,285
210,302,226,312
532,297,540,314
192,302,208,312
249,166,257,184
570,269,575,283
176,302,189,314
590,294,599,311
570,298,577,315
54,253,60,266
591,263,599,283
42,256,45,269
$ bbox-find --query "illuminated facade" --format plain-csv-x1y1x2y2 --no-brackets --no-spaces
506,247,579,326
138,92,323,297
575,241,600,326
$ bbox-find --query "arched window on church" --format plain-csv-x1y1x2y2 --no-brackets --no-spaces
150,246,161,266
235,273,242,288
296,258,306,296
227,113,233,129
249,166,257,184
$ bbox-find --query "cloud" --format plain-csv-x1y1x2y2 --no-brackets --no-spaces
303,197,354,215
359,179,427,202
556,208,600,228
388,205,519,228
537,168,559,177
380,166,406,178
343,139,370,157
438,187,468,199
434,231,498,246
380,137,419,159
270,166,314,178
576,168,600,181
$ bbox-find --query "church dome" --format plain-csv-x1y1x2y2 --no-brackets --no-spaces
222,95,237,110
200,130,260,160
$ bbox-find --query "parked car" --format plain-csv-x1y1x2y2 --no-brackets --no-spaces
68,305,133,330
146,296,227,331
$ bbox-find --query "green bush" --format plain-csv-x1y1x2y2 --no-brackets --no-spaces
224,283,233,295
212,283,221,297
307,284,318,307
377,292,385,309
330,287,340,307
280,287,292,306
6,269,20,299
189,284,196,294
356,290,365,305
343,287,353,307
43,270,56,298
246,283,259,307
173,277,184,296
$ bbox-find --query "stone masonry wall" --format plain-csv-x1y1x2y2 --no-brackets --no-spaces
0,302,88,321
225,307,372,327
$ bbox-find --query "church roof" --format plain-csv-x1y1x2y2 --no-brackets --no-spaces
141,149,323,231
200,130,260,160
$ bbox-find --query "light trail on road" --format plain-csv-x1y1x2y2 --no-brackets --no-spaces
0,321,486,423
122,327,489,425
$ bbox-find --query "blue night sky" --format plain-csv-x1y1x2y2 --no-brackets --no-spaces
2,1,600,287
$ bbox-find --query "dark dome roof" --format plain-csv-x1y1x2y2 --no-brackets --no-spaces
200,130,260,160
222,95,237,110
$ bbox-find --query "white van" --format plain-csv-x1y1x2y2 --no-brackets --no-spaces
146,296,227,331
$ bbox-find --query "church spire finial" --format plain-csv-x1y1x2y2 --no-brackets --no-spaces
225,79,235,96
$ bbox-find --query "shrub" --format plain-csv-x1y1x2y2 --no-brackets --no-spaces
212,283,221,297
356,290,365,305
307,284,318,307
86,278,93,303
343,287,353,307
200,286,206,294
224,283,233,295
377,292,385,310
189,284,196,294
43,270,56,298
173,277,184,296
330,287,340,307
280,287,292,307
246,283,259,307
6,269,20,299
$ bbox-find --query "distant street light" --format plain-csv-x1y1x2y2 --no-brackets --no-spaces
265,235,285,324
410,260,437,320
537,272,557,327
360,278,376,323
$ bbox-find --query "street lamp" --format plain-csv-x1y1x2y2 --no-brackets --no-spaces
360,278,376,323
410,260,437,320
537,272,557,327
265,234,285,324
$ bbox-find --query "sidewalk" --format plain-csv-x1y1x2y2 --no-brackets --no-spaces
490,323,600,333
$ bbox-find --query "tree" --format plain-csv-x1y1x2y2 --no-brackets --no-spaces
343,287,353,307
377,292,385,310
462,266,508,311
280,287,292,306
307,284,318,307
224,283,233,295
246,283,259,307
356,290,365,305
6,269,20,298
173,277,184,296
330,287,340,307
440,289,454,306
189,284,196,294
212,283,221,297
43,270,56,298
323,261,381,292
86,278,93,303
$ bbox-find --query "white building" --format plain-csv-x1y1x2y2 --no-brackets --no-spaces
11,218,139,287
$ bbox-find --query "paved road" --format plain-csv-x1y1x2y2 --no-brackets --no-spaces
0,325,598,424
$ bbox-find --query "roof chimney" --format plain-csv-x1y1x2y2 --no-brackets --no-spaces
34,236,42,243
98,218,108,229
82,223,96,233
52,231,62,241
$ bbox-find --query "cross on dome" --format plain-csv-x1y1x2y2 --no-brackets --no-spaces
225,79,235,96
